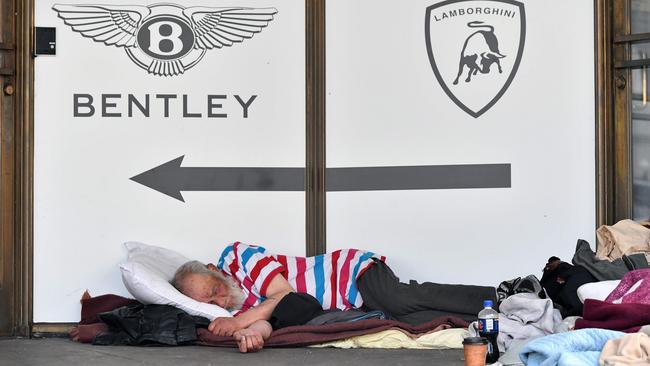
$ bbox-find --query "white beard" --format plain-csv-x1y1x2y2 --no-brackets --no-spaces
212,271,245,311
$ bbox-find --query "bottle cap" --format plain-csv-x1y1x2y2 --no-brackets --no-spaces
483,300,493,308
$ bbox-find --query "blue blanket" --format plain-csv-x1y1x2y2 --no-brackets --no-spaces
519,328,625,366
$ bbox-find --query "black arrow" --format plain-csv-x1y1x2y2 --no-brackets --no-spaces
131,156,511,202
130,156,304,202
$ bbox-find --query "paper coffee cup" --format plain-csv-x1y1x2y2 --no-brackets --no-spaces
462,337,488,366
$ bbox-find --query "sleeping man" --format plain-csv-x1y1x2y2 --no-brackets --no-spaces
172,242,496,352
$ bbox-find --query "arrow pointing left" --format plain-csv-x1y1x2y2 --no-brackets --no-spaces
130,156,305,202
132,156,511,202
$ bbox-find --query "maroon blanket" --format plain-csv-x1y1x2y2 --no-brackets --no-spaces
575,299,650,333
79,293,139,325
197,317,469,348
75,294,469,347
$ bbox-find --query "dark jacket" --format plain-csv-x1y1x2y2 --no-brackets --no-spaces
93,304,210,346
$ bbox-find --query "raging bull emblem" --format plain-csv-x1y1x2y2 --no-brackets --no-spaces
52,3,277,76
453,21,505,84
425,0,526,118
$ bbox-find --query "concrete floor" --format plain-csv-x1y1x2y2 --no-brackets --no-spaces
0,338,466,366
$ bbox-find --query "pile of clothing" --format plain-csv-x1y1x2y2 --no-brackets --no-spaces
493,218,650,365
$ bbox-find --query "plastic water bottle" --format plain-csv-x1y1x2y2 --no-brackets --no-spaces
478,300,500,364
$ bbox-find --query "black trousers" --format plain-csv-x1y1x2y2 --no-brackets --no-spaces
357,260,497,325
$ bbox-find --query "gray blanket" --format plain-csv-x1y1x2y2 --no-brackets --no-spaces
572,239,648,281
470,293,561,352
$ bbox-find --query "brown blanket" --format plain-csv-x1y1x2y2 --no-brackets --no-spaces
198,317,469,347
75,293,469,347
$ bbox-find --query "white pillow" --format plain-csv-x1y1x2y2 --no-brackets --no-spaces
119,241,232,320
577,280,620,303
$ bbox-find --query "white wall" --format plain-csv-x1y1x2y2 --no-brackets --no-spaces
34,0,305,322
33,0,597,322
326,0,596,285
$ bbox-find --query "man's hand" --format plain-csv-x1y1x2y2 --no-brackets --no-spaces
209,317,242,337
233,328,265,353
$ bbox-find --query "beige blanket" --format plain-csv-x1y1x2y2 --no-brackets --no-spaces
599,332,650,366
596,220,650,262
310,327,468,349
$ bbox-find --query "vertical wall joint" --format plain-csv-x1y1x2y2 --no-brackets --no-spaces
305,0,326,256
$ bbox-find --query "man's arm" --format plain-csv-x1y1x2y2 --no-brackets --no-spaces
233,320,272,353
208,273,294,336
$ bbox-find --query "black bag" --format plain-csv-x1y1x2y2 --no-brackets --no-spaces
93,304,210,346
540,257,596,317
496,274,547,305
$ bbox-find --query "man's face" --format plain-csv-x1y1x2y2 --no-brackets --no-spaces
181,273,233,309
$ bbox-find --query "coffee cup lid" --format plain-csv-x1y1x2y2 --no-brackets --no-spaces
463,337,488,345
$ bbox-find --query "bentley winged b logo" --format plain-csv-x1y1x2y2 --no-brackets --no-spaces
53,3,277,76
425,0,525,118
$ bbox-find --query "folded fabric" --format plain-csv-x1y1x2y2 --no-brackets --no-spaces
199,317,468,348
578,281,621,303
599,332,650,366
497,293,562,351
596,220,650,262
519,328,626,366
572,239,647,281
307,310,386,326
604,269,650,305
310,327,468,349
75,292,469,348
575,299,650,333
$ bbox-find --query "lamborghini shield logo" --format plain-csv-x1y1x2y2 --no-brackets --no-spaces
425,0,526,118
